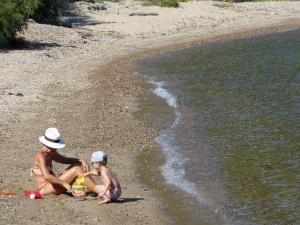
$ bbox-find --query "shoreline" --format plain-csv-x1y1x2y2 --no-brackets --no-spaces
113,21,300,225
123,18,300,59
134,27,300,225
0,1,300,224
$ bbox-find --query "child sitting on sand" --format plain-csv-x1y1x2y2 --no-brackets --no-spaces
84,150,121,204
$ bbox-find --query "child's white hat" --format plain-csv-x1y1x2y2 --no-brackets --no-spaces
90,150,107,163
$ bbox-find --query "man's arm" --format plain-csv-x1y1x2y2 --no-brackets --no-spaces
52,151,80,164
52,151,89,172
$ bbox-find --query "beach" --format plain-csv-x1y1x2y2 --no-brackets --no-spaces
0,1,300,224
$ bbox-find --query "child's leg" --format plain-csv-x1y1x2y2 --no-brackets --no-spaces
98,197,111,204
95,185,112,204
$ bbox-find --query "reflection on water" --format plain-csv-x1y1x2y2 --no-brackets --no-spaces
138,29,300,225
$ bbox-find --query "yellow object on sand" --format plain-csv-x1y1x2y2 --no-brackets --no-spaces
71,176,87,198
75,176,85,187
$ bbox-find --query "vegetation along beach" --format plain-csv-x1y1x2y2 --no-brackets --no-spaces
0,0,299,224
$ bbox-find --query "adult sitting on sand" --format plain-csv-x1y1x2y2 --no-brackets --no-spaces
31,127,100,195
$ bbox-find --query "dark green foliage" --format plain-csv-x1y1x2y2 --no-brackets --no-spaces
154,0,179,7
32,0,70,24
81,0,104,3
0,0,39,47
141,0,179,7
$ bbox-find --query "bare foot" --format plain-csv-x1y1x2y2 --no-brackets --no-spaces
98,198,111,204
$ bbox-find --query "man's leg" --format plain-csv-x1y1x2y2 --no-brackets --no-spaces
41,166,99,195
58,166,100,194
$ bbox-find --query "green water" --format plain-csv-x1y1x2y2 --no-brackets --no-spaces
138,29,300,225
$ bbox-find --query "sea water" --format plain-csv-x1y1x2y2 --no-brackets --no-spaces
137,29,300,225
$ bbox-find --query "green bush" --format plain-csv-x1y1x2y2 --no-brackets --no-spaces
32,0,70,24
155,0,179,7
82,0,104,3
142,0,179,7
0,0,39,47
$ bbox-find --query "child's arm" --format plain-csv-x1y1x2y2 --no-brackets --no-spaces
83,169,99,177
83,172,91,177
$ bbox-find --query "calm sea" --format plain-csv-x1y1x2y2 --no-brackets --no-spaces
137,29,300,225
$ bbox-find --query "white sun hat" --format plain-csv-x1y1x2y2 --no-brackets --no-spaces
39,128,65,149
90,150,107,163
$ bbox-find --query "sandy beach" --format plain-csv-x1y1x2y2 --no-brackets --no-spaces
0,1,300,224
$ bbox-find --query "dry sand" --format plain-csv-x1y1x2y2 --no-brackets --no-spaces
0,1,300,224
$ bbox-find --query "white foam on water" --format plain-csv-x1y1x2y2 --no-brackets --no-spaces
149,81,178,109
149,80,203,203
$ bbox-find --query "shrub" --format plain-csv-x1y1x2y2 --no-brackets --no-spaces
82,0,104,3
142,0,179,7
32,0,70,24
0,0,39,47
155,0,179,7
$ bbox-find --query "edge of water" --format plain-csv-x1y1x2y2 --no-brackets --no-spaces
132,23,300,225
148,80,204,203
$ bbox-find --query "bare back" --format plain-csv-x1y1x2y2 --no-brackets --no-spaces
100,167,121,190
32,150,53,171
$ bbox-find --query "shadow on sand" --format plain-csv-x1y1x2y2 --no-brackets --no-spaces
61,11,110,28
86,192,145,203
70,192,145,203
0,39,61,53
117,197,145,203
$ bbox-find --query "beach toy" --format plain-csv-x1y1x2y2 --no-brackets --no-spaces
71,176,87,200
24,191,42,199
30,194,36,199
0,191,17,196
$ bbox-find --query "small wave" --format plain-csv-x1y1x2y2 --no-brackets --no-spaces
149,80,203,203
149,80,178,109
156,131,203,202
